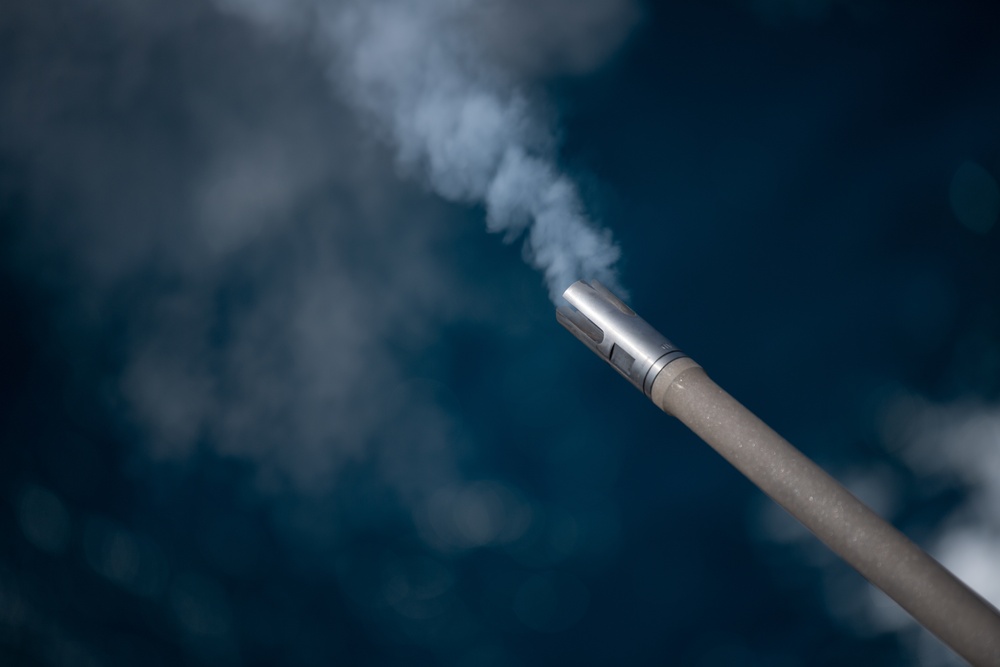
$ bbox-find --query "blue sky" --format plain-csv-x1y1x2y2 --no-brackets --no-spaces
1,1,998,665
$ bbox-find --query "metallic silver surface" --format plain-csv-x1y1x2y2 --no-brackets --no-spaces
557,281,687,397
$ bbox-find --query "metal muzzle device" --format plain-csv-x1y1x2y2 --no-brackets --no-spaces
556,281,688,398
554,278,1000,666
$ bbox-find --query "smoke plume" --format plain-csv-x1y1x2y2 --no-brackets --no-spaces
0,4,640,657
217,0,637,300
1,0,639,502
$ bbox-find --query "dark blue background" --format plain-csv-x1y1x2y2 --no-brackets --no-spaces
2,1,998,665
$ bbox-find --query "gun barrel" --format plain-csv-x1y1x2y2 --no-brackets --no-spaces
558,279,1000,666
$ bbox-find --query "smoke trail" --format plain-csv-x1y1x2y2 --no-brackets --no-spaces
219,0,633,300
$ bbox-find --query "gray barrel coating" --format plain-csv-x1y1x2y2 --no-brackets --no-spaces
651,358,1000,667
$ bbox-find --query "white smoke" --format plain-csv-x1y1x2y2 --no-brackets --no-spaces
0,1,628,661
1,0,641,504
215,0,636,300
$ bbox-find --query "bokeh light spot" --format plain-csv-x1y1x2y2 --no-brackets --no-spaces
420,481,536,551
950,160,1000,234
169,572,233,638
84,517,169,597
0,568,27,638
16,483,71,555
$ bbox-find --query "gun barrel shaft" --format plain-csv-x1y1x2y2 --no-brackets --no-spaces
559,280,1000,666
653,358,1000,666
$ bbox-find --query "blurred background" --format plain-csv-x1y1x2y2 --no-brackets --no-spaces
2,0,999,665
